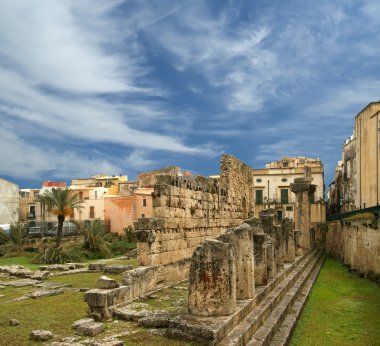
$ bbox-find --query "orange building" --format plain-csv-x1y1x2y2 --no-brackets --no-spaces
104,188,153,234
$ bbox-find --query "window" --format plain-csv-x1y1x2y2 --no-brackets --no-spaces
256,178,262,183
141,214,145,219
286,206,293,211
281,178,287,182
309,193,315,204
256,190,263,204
29,205,36,219
34,191,39,198
280,189,289,204
89,206,95,218
96,182,102,187
142,198,147,207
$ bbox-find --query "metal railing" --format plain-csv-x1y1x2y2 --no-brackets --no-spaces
327,205,380,222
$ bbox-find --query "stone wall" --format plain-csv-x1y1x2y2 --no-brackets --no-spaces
220,154,255,220
137,166,180,188
85,259,190,321
325,221,380,274
0,178,19,224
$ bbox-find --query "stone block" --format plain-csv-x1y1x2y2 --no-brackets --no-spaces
88,263,105,271
188,239,236,316
97,276,120,289
30,330,54,341
104,265,132,274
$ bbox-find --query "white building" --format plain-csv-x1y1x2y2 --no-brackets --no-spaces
0,178,19,224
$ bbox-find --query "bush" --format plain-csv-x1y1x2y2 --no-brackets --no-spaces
74,219,111,258
123,225,136,243
32,245,84,264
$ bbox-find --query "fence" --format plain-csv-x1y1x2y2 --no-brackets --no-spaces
26,219,111,238
326,205,380,222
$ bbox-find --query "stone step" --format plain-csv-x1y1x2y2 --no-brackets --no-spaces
268,254,325,346
246,252,324,346
218,250,323,346
167,250,317,344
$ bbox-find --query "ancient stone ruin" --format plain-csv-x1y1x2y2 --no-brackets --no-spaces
85,154,323,345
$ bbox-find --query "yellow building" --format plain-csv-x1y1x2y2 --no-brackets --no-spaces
329,102,380,213
69,174,128,221
252,157,326,224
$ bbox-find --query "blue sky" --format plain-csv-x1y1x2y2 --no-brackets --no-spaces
0,0,379,188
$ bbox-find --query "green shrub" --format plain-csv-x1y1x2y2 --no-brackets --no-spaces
123,225,136,243
74,219,111,258
32,245,84,264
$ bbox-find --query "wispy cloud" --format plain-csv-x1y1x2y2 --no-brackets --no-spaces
0,0,217,180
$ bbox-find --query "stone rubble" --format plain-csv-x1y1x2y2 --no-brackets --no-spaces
30,329,54,341
96,276,119,289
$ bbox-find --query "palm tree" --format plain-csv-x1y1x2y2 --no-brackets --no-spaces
73,219,111,257
37,188,83,248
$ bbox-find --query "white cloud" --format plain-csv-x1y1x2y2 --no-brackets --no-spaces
0,0,217,175
0,128,121,180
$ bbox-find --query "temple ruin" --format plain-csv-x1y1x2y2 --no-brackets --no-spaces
85,154,324,344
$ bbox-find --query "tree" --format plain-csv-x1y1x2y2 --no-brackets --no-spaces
0,222,26,256
73,219,111,258
37,188,83,248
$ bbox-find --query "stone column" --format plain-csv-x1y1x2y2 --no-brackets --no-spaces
281,218,295,262
290,178,316,251
218,223,255,300
244,217,268,286
188,239,236,316
259,209,277,279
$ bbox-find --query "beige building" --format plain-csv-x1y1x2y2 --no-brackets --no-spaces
329,102,380,213
0,178,19,224
69,174,128,221
252,157,325,224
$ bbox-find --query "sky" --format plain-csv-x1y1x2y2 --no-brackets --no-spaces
0,0,379,189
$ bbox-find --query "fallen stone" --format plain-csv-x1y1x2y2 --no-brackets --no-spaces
72,318,94,330
35,282,71,290
88,263,105,271
2,279,38,287
89,338,124,346
113,307,150,321
30,329,54,341
67,263,86,270
0,294,4,298
9,319,20,326
138,313,173,328
103,265,132,274
13,269,34,278
60,336,81,343
31,271,51,281
29,289,64,299
97,275,119,289
79,288,90,292
76,321,105,337
47,343,84,346
0,285,4,289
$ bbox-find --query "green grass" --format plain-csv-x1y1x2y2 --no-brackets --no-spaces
0,290,87,345
0,255,40,270
50,272,123,289
290,257,380,346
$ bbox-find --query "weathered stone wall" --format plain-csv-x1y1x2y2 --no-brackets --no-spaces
220,154,255,220
85,259,190,321
136,155,257,267
137,166,180,188
136,174,243,267
325,221,380,274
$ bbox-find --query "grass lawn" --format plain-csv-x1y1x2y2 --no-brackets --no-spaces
290,257,380,346
0,290,87,345
0,255,41,270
